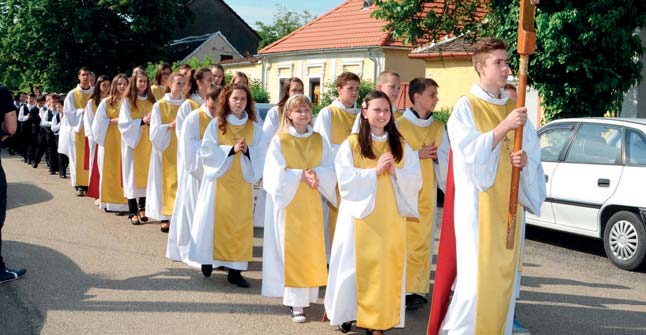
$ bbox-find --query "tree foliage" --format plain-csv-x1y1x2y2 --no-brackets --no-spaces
373,0,646,121
0,0,192,92
255,5,315,50
313,79,375,115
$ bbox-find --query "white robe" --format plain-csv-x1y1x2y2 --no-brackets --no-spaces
440,84,546,335
324,134,422,328
118,98,149,199
188,112,264,270
84,99,99,195
60,85,93,186
92,99,128,212
312,99,360,259
261,125,337,307
255,105,282,229
167,105,211,266
145,94,185,221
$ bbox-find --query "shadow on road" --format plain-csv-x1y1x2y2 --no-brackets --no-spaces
526,225,606,257
6,182,53,210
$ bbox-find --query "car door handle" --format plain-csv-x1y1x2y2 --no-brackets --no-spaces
598,178,610,187
545,174,549,183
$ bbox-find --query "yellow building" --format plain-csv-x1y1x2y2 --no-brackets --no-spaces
256,0,426,104
409,36,479,110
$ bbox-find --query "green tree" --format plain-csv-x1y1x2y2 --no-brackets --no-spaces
373,0,646,121
0,0,192,92
255,5,315,50
313,79,375,115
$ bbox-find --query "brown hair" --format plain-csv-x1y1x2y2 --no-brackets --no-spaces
472,38,508,76
216,84,256,135
205,85,223,102
108,74,129,107
336,72,361,88
211,64,225,86
408,77,439,104
153,62,172,86
186,67,212,98
276,77,304,116
229,71,249,86
89,75,111,108
358,90,403,162
279,94,312,131
125,72,155,114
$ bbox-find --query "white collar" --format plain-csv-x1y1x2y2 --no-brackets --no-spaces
163,93,184,106
402,108,434,127
226,111,248,125
332,99,360,113
76,84,93,94
371,131,388,142
199,105,214,119
470,84,508,105
287,124,313,138
190,93,204,105
137,95,148,100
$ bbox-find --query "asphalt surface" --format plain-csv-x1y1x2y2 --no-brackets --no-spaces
1,152,645,335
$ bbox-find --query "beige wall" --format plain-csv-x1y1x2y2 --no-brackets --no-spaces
221,62,263,82
383,49,426,83
425,57,479,110
186,35,242,63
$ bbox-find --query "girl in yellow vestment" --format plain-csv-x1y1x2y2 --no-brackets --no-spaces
261,95,337,323
119,72,155,225
151,62,172,101
188,84,264,288
146,73,186,232
324,91,422,335
92,74,129,212
85,75,111,201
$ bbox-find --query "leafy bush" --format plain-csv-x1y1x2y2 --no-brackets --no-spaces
250,79,270,103
433,106,451,125
313,79,375,115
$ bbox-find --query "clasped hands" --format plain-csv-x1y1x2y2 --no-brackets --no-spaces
418,142,438,160
301,169,319,189
376,152,396,177
233,138,248,154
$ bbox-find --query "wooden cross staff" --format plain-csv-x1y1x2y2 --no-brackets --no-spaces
506,0,537,250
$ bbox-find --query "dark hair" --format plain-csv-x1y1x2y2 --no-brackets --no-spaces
186,67,212,98
28,93,36,99
205,85,223,102
211,64,225,86
472,38,508,76
336,72,360,88
153,62,172,86
37,95,46,103
216,83,256,135
408,77,439,104
276,77,304,116
358,90,403,163
178,63,192,71
78,67,91,75
125,72,155,113
89,75,111,107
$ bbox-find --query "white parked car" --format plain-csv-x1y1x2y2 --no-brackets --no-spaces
527,118,646,270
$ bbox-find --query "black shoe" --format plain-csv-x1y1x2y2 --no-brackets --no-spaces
405,294,428,311
128,214,142,225
339,321,353,333
160,221,170,233
201,264,213,278
0,268,26,284
60,174,67,178
31,162,38,168
227,269,250,288
49,171,57,175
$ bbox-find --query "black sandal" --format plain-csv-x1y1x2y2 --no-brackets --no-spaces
160,221,170,233
339,321,353,333
128,214,141,225
138,209,149,222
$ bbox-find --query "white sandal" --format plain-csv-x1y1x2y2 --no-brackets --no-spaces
292,312,306,323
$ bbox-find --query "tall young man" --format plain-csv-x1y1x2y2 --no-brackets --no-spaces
433,38,546,335
60,67,94,195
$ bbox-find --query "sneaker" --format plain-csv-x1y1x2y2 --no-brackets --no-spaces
405,294,428,311
512,319,531,334
0,268,26,284
292,312,306,323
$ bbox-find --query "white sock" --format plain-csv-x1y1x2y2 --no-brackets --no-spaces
292,307,304,314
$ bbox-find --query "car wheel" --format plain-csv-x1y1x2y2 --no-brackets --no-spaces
603,211,646,271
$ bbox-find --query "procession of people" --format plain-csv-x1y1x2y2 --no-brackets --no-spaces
1,38,546,335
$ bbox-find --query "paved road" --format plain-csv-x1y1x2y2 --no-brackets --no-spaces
1,153,645,335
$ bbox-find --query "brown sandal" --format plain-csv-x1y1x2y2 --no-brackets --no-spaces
160,221,170,233
138,209,149,222
129,214,141,225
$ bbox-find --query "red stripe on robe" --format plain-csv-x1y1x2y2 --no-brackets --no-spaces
427,150,456,335
83,137,90,170
86,144,100,199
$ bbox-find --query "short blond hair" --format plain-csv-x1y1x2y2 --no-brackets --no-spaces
279,95,313,131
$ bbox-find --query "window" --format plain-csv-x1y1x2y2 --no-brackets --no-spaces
539,126,573,161
220,55,233,62
626,130,646,165
309,78,321,105
565,123,623,165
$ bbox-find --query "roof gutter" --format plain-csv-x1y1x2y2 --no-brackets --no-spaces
367,48,381,81
408,51,472,59
257,45,408,58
